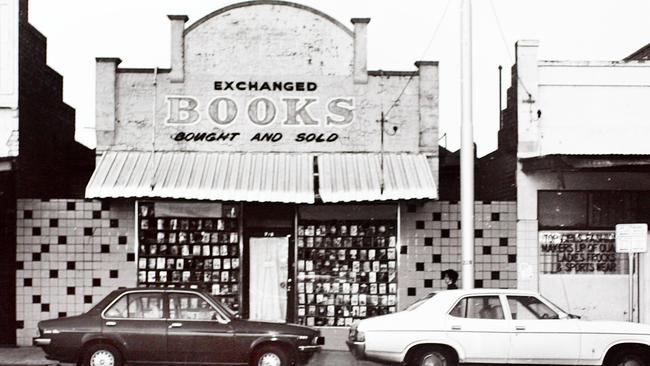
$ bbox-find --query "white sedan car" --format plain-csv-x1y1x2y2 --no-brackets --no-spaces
347,289,650,366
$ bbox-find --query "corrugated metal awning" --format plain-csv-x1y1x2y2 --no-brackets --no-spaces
86,151,315,203
317,153,438,202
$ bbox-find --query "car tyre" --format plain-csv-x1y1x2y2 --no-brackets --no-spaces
409,347,456,366
607,350,647,366
81,343,123,366
251,345,290,366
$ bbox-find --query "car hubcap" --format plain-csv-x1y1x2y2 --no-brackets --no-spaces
620,358,643,366
90,350,115,366
258,352,282,366
421,352,446,366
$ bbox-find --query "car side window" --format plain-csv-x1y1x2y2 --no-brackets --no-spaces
104,292,164,319
507,296,559,320
169,293,223,321
449,296,504,319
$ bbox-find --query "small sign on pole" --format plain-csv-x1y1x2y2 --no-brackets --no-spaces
615,223,648,323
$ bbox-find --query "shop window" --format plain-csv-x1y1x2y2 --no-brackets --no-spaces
295,220,398,327
538,191,587,229
137,202,241,312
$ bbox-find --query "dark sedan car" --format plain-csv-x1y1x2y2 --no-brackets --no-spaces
33,288,324,366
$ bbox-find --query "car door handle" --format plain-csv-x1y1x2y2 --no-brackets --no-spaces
105,321,117,327
515,326,526,331
451,325,461,330
169,322,183,329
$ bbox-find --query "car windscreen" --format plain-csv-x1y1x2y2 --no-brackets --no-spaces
406,292,437,311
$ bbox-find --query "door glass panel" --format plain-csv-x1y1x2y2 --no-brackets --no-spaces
449,296,504,319
169,293,222,321
127,293,164,319
105,295,128,318
508,296,558,320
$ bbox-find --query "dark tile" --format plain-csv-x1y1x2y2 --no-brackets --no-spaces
32,227,41,236
84,295,93,304
41,304,50,312
441,229,450,238
491,271,500,280
92,211,101,219
67,287,75,295
407,287,416,296
66,202,76,211
400,246,408,255
475,229,483,238
101,245,110,253
58,236,67,245
23,278,32,287
92,278,101,287
110,219,119,228
482,246,492,255
500,237,509,246
84,227,93,236
415,221,425,230
17,261,23,269
49,219,58,227
127,253,135,262
424,279,433,288
483,201,492,204
58,312,67,318
416,262,425,271
16,321,24,329
49,270,58,278
475,279,484,288
101,201,110,211
491,213,500,221
457,221,461,229
110,270,119,278
118,236,128,245
32,253,41,262
24,210,33,219
67,261,75,270
407,204,416,213
41,244,49,253
432,212,441,221
32,295,41,304
432,254,441,263
508,254,517,263
424,237,433,246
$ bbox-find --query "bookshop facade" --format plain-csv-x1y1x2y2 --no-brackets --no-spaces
86,0,439,334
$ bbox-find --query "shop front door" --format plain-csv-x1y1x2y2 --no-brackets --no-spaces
249,237,289,322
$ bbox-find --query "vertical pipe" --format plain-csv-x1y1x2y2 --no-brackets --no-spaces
460,0,475,289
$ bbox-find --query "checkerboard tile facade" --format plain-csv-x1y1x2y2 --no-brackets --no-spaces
15,199,135,345
398,201,517,309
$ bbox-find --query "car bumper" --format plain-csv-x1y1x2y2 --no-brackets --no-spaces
346,340,366,360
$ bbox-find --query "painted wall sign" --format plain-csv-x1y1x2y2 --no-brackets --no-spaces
539,231,629,274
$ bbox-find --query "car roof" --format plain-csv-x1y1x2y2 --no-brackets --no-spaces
111,287,208,294
442,288,541,296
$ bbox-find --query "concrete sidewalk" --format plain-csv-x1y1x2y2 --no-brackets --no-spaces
0,347,380,366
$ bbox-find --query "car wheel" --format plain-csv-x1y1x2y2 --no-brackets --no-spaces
607,351,647,366
82,343,123,366
252,345,289,366
410,348,456,366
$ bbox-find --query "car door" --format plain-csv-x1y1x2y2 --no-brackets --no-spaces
445,295,511,363
506,295,581,364
166,291,236,364
101,291,167,363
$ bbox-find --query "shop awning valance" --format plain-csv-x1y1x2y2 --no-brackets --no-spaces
86,151,438,203
85,151,315,203
317,153,438,202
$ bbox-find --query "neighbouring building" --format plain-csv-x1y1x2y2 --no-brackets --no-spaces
0,0,95,345
480,40,650,323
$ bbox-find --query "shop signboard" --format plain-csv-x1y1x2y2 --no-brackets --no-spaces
539,231,628,274
615,223,648,253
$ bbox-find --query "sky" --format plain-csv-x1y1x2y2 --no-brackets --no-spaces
27,0,650,157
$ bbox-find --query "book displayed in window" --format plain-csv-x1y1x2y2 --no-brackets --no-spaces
296,220,398,327
137,202,241,311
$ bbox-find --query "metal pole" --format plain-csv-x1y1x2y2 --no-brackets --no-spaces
629,252,634,322
460,0,475,289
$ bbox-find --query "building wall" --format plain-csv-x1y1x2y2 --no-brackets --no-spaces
15,199,136,345
0,0,19,158
0,170,16,345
